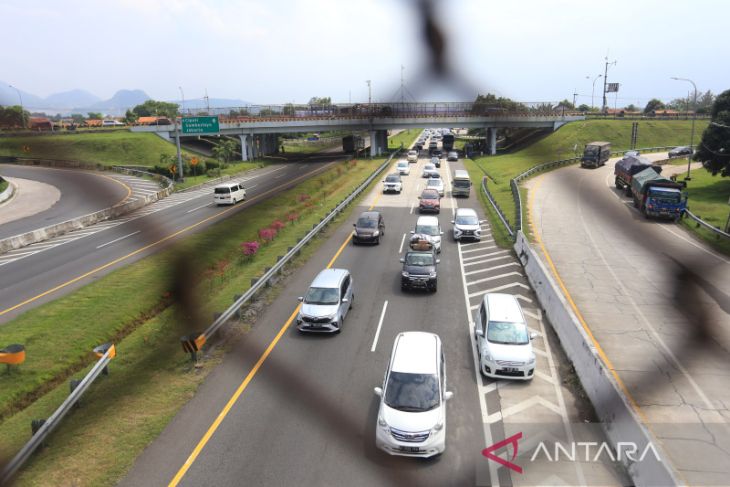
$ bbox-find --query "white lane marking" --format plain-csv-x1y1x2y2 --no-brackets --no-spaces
464,262,521,276
468,283,530,299
416,183,420,192
461,249,502,261
186,202,213,214
274,174,285,179
456,239,499,486
462,255,512,266
577,176,724,418
246,184,258,190
95,230,141,249
465,272,525,287
370,300,389,352
461,245,498,255
409,202,415,215
398,233,406,254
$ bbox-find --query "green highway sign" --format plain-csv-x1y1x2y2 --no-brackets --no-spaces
181,116,220,135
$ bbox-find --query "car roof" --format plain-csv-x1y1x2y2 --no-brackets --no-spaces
214,182,241,189
416,215,439,225
484,293,525,323
358,211,380,220
421,188,439,196
456,207,477,217
310,268,349,288
427,178,442,184
390,332,440,374
397,160,408,165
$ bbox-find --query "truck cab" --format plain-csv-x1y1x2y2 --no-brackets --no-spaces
581,141,611,168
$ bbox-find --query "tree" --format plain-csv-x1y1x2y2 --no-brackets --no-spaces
282,103,296,115
696,90,716,114
124,109,136,124
87,112,103,120
308,97,331,106
644,99,665,114
131,99,179,118
0,105,28,128
625,104,639,113
694,89,730,177
212,138,237,163
577,104,591,112
70,113,86,123
472,93,527,114
557,99,575,110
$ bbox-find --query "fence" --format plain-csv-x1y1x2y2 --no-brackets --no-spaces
0,344,116,484
180,150,401,360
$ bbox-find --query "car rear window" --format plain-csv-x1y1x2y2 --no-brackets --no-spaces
214,187,231,194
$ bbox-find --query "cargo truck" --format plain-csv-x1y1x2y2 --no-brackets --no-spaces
630,167,687,220
342,135,364,153
442,133,455,151
614,155,662,196
580,141,611,168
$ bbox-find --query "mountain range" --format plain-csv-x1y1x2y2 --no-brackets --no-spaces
0,82,250,116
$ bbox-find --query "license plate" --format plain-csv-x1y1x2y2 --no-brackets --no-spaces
503,367,518,372
400,446,421,453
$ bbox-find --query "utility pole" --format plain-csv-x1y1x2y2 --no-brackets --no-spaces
366,80,372,105
8,84,25,129
400,65,406,104
591,74,603,109
601,57,617,113
204,88,210,113
572,88,578,108
178,86,185,114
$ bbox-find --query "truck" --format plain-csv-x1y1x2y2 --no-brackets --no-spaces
614,155,662,196
451,169,472,197
342,135,364,153
442,133,455,151
630,167,687,220
580,141,611,168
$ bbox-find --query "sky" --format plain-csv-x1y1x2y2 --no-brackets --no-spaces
2,0,728,107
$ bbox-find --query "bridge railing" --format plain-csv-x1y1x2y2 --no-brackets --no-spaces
180,101,573,121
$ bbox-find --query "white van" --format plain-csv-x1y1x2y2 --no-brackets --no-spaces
213,182,246,205
474,293,536,380
411,215,443,253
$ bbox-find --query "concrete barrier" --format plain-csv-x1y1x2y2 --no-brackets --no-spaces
0,179,15,205
0,161,173,254
513,230,679,487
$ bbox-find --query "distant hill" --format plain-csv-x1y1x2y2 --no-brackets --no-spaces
0,81,45,108
44,89,101,109
90,89,150,114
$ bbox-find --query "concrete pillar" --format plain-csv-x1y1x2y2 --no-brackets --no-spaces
370,130,377,157
378,130,388,155
489,127,497,156
248,135,256,160
239,134,249,161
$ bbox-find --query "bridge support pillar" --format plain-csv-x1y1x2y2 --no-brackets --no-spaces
488,127,497,155
239,134,249,161
370,130,387,157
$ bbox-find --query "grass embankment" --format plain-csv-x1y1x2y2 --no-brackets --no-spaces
388,129,421,149
469,119,709,246
0,178,8,193
0,157,386,486
680,170,730,254
173,161,264,190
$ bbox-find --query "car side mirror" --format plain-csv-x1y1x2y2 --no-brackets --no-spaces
353,223,356,227
341,298,349,304
374,387,383,397
297,296,304,302
440,231,443,235
530,332,538,340
436,259,441,264
444,391,454,401
417,196,422,199
410,230,415,234
476,328,484,337
399,257,405,263
450,220,455,224
480,220,486,224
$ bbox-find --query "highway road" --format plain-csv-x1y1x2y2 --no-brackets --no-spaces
0,156,342,324
0,164,130,239
119,140,625,487
529,156,730,486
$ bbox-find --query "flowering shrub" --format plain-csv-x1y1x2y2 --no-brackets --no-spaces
241,241,260,257
258,227,277,243
287,213,299,224
297,194,311,203
270,220,285,231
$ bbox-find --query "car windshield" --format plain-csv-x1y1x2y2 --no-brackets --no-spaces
384,372,440,412
424,164,434,170
214,187,230,194
454,179,470,188
415,224,438,236
456,214,478,225
648,190,681,203
385,175,399,182
584,146,599,155
356,217,377,228
487,321,529,345
303,287,340,305
421,190,439,200
405,252,434,266
427,179,441,186
397,162,407,168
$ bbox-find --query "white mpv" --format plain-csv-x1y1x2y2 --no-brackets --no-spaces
374,332,452,458
475,293,537,380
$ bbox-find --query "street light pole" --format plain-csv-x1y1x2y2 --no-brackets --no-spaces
8,84,25,129
178,86,185,115
671,76,697,180
591,74,602,109
366,80,372,105
601,58,616,113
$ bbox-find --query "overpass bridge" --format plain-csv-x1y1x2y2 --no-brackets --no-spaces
131,102,584,159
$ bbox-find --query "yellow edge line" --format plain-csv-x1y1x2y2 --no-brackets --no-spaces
97,172,133,206
0,161,337,317
527,177,648,422
169,162,384,486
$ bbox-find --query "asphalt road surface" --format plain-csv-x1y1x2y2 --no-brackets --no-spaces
120,141,625,487
0,157,340,324
0,164,129,239
529,155,730,486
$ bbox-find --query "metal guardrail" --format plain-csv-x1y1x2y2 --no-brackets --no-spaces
0,344,116,484
478,146,682,239
111,165,173,191
684,209,730,240
180,150,401,359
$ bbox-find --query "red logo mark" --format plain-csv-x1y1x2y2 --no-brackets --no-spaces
482,432,523,474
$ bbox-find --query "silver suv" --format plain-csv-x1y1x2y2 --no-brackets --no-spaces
297,269,354,333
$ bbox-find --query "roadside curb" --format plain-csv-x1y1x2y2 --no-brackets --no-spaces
0,179,16,206
0,160,173,254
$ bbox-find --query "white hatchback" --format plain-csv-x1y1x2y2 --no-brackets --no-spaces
375,332,452,458
396,160,411,176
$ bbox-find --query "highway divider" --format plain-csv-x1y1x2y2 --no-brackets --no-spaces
513,230,679,486
0,178,15,205
180,150,401,360
0,343,117,485
0,157,173,254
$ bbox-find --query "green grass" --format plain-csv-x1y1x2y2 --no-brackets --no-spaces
680,169,730,254
0,131,203,167
280,140,339,155
0,157,385,486
470,120,709,242
173,160,265,190
387,129,420,150
0,178,8,193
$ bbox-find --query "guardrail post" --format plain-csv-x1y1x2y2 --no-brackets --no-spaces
180,332,206,363
92,343,115,375
69,379,83,408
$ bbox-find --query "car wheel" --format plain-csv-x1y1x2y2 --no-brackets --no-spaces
376,236,380,245
401,284,407,292
349,295,354,309
431,282,438,292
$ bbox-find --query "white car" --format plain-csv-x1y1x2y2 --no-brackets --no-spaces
475,293,537,381
422,163,438,178
382,173,403,193
412,215,442,253
374,332,452,458
451,207,483,241
426,177,444,196
396,160,411,176
407,150,418,163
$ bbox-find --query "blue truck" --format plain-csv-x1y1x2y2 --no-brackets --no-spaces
630,167,687,220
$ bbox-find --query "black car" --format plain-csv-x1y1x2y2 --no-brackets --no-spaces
669,146,693,158
447,151,458,162
400,250,439,292
432,149,443,159
352,211,385,244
